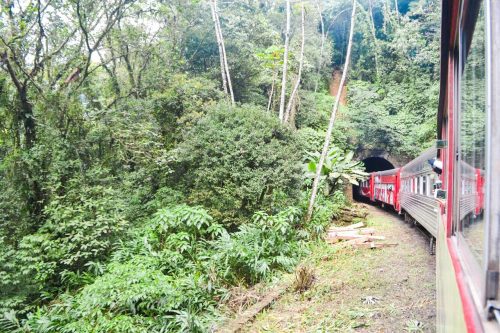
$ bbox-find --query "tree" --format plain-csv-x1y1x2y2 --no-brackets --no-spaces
278,0,291,122
284,2,305,124
307,0,357,222
210,0,234,104
314,0,326,93
176,103,303,225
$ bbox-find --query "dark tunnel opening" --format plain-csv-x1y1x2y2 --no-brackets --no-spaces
353,157,395,201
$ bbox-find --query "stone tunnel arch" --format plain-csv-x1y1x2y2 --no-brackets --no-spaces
361,157,395,173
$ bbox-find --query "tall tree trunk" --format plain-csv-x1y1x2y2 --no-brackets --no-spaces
213,0,234,104
366,0,379,79
19,87,36,149
383,0,389,34
278,0,291,122
284,3,305,124
210,0,228,96
289,88,299,128
306,0,357,222
314,0,326,93
267,69,277,113
394,0,400,21
358,0,379,79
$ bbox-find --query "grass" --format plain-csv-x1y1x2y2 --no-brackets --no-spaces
241,205,436,332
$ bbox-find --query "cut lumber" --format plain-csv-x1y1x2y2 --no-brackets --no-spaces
358,228,376,235
328,222,364,232
356,242,399,249
327,232,384,241
328,228,375,236
332,236,370,247
327,230,359,238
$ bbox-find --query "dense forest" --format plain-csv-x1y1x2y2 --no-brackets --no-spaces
0,0,439,331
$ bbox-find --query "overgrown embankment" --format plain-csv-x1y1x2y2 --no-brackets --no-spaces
242,205,436,332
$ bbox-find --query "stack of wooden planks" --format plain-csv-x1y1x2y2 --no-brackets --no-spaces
326,222,398,249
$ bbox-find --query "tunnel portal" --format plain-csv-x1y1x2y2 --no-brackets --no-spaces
361,157,395,173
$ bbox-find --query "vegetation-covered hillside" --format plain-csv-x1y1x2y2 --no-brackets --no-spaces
0,0,439,331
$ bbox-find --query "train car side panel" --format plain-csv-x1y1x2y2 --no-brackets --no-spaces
437,212,468,333
400,148,440,238
373,169,400,209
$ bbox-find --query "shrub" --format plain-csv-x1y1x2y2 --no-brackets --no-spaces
211,207,305,284
305,191,346,239
4,203,316,332
176,103,303,225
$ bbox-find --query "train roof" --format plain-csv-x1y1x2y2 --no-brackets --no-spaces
373,168,400,176
401,147,437,175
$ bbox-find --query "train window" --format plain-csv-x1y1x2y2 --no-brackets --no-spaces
422,176,427,196
429,174,436,196
457,2,486,268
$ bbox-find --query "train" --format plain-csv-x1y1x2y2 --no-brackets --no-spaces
359,148,484,252
358,0,500,331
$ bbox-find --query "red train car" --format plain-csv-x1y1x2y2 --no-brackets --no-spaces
358,177,373,201
433,0,499,331
358,168,400,211
356,0,498,329
372,168,401,211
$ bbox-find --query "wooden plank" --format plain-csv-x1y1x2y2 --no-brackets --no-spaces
332,236,370,246
217,283,290,333
327,230,359,238
358,228,376,235
328,222,364,232
355,242,399,249
327,233,385,241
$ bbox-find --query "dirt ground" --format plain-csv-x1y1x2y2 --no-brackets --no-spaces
242,205,436,333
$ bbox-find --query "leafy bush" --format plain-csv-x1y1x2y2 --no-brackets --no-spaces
305,191,346,239
15,257,217,333
0,172,130,314
305,146,368,195
176,103,303,226
4,204,311,332
211,207,305,285
152,74,223,147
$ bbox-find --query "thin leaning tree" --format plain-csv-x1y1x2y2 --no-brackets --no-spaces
278,0,291,123
306,0,358,222
314,0,326,93
284,2,305,124
210,0,234,104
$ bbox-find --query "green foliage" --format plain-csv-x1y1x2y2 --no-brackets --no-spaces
305,191,347,239
152,74,223,147
306,147,369,194
2,204,311,332
0,175,130,314
345,78,438,160
176,103,303,225
211,207,305,285
295,92,334,130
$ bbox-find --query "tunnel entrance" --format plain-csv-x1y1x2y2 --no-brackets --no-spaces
353,157,395,201
361,157,395,173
